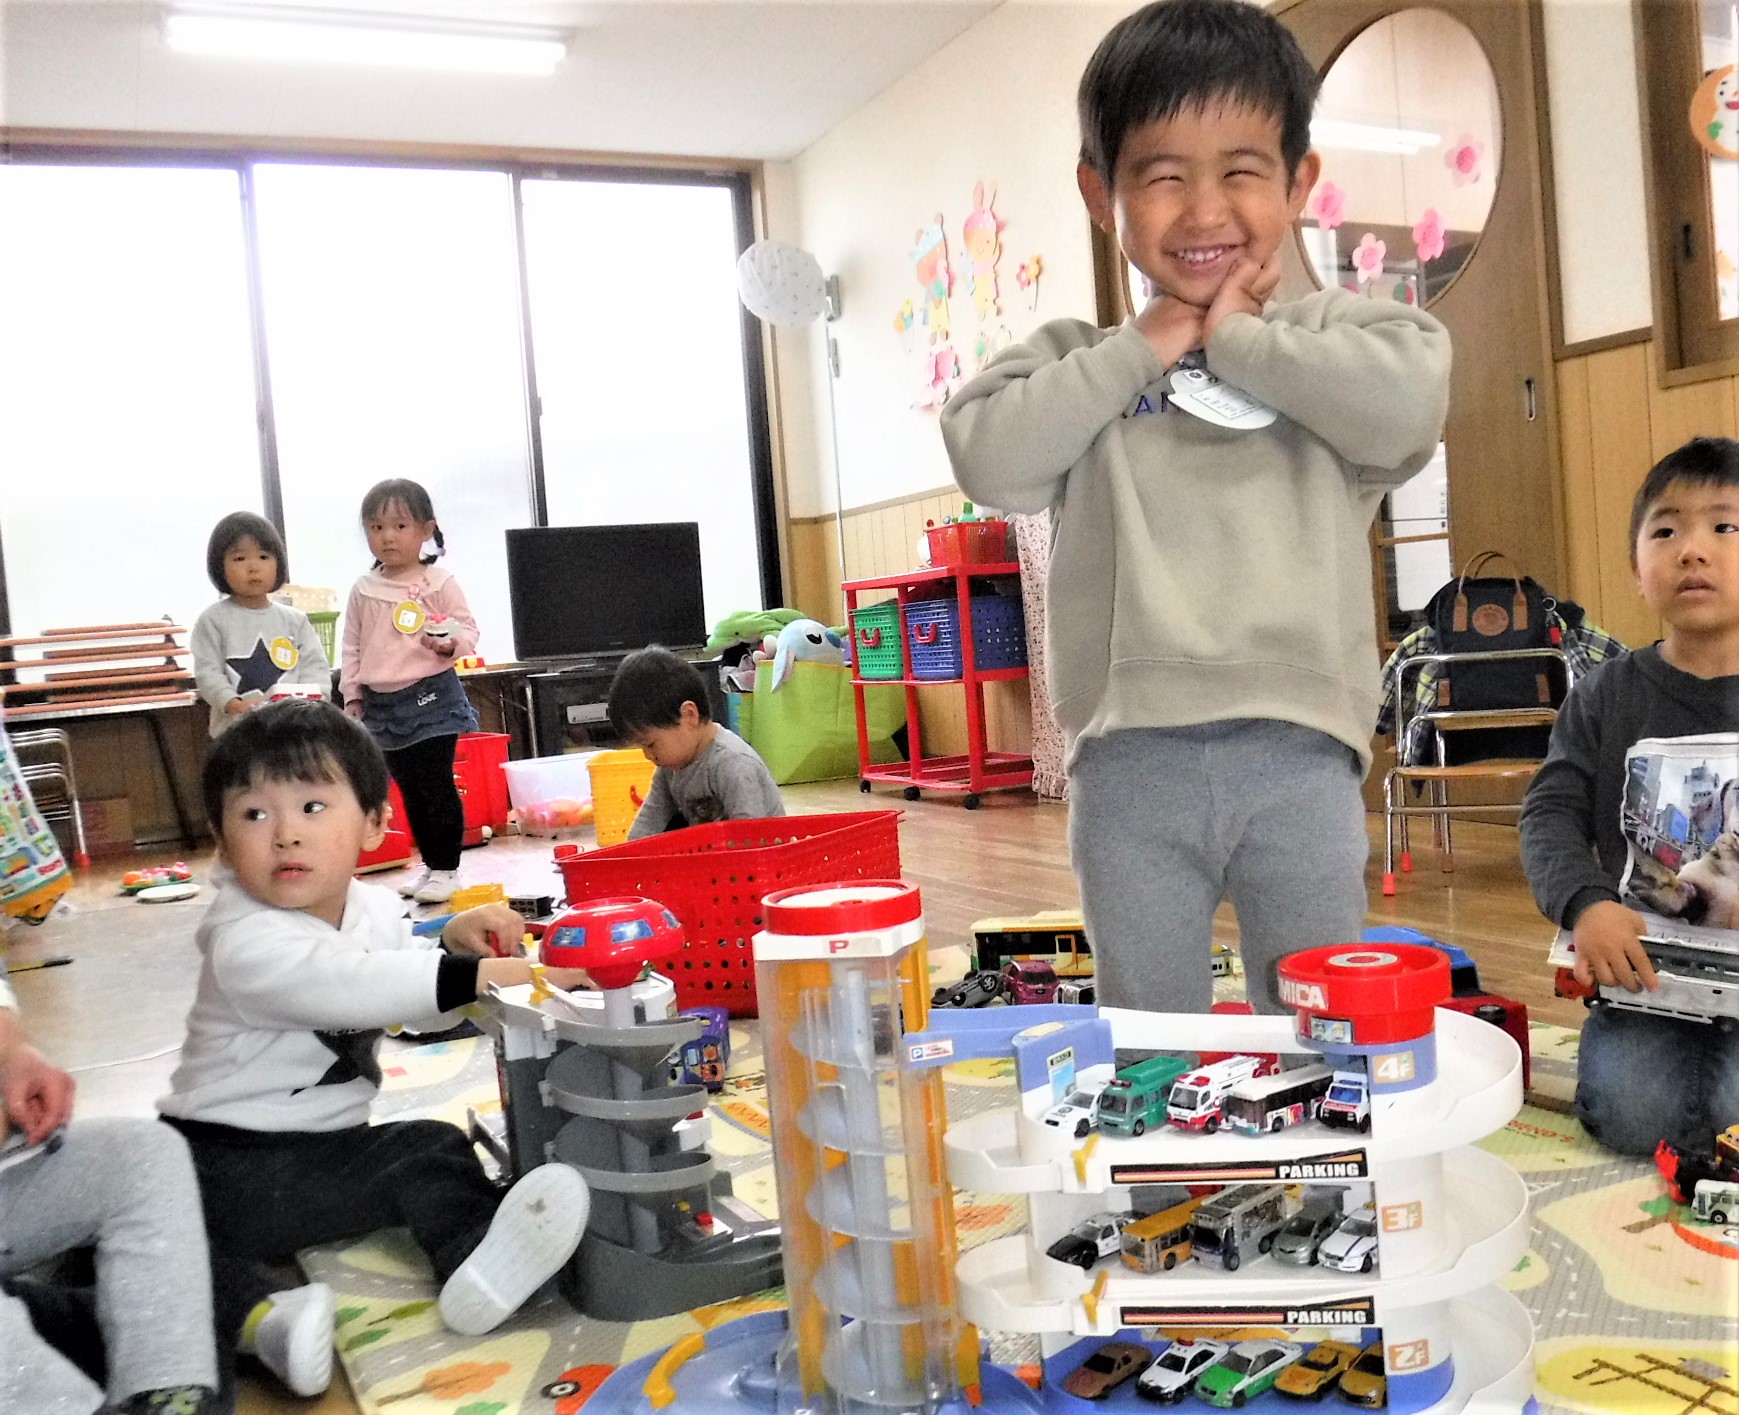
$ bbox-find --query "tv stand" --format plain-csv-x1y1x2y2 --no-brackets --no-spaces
521,652,726,757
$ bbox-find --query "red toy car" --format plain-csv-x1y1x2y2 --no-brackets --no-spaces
1001,957,1061,1005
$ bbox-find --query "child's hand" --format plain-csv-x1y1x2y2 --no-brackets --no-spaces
424,634,457,658
443,903,526,959
1571,900,1658,992
1203,254,1283,345
344,699,364,720
0,1039,76,1146
225,697,255,717
1134,292,1207,371
476,958,594,996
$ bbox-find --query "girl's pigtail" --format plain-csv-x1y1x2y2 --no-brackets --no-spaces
424,523,446,565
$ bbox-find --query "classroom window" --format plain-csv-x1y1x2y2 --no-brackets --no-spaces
521,178,763,628
0,165,264,636
251,163,535,664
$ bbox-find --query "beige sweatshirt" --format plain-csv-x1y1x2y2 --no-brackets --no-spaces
941,288,1451,772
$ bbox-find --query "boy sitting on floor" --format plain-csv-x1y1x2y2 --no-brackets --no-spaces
608,646,785,840
1521,437,1739,1156
159,699,593,1398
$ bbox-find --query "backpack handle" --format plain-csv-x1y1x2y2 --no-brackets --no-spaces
1451,550,1532,634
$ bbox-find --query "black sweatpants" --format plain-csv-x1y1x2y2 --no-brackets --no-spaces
384,733,464,871
163,1117,500,1372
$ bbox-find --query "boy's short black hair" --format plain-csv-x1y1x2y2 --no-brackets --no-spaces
606,647,712,737
1629,437,1739,558
202,699,390,829
206,512,290,596
1078,0,1321,181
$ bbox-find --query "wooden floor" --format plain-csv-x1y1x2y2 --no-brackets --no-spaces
2,783,1581,1413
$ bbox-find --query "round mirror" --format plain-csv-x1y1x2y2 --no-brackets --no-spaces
1300,9,1501,307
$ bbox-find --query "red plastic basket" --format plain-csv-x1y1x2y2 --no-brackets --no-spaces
925,520,1009,566
555,811,902,1016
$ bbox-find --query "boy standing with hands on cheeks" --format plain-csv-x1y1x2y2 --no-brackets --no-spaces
943,0,1451,1014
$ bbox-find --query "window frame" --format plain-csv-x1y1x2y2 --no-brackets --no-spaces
0,139,782,635
1636,0,1739,380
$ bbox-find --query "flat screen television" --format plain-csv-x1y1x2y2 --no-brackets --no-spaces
505,522,706,661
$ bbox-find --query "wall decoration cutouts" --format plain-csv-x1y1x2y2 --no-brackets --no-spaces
1353,232,1388,284
962,181,1005,321
914,343,963,410
1412,208,1447,264
971,323,1013,374
1017,255,1043,311
910,215,954,344
1445,134,1485,186
1689,63,1739,159
1309,180,1347,231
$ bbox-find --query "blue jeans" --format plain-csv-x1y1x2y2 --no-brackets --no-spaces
1575,1003,1739,1156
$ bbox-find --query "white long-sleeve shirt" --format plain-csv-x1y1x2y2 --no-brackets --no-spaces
158,871,461,1132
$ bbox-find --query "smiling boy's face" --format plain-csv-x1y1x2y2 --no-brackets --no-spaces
1079,101,1318,309
219,764,385,928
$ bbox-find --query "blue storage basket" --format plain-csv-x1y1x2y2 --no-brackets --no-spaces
904,593,1028,679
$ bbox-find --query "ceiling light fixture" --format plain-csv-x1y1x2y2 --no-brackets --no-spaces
1311,117,1442,156
163,4,571,75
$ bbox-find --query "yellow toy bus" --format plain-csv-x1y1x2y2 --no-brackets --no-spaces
1120,1193,1207,1273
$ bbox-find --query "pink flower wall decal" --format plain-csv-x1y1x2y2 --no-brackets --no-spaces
1413,208,1446,263
1353,232,1387,284
1310,180,1347,230
1445,135,1484,186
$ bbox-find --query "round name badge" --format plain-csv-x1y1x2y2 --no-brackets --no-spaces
268,636,299,670
1166,352,1277,430
392,600,427,635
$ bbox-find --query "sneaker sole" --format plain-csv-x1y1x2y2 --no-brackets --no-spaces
281,1283,335,1398
439,1165,590,1336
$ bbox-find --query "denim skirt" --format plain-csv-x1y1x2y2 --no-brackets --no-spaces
361,669,479,752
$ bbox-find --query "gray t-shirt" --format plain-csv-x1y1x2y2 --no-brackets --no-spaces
627,727,784,840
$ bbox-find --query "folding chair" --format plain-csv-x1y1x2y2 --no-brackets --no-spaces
1382,645,1572,895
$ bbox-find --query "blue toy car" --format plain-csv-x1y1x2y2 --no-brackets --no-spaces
670,1006,732,1091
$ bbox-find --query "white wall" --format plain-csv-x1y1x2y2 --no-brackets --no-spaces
775,2,1135,518
1541,0,1653,345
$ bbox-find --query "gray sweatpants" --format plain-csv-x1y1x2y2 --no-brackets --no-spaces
1069,720,1369,1015
0,1118,217,1412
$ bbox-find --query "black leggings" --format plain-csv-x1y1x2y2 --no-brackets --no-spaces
384,733,463,871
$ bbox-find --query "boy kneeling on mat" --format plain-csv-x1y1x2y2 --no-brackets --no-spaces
160,699,593,1399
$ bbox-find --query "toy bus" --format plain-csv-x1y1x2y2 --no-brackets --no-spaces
1097,1054,1198,1137
1190,1184,1290,1271
1222,1064,1336,1136
970,911,1091,977
1120,1193,1207,1273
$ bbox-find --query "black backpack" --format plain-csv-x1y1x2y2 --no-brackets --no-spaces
1421,552,1567,763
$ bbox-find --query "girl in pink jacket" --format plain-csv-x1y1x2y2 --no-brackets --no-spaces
341,479,478,904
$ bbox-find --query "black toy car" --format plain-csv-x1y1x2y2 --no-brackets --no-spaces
931,971,1005,1009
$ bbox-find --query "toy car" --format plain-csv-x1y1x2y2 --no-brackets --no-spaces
1269,1194,1345,1266
1135,1338,1229,1403
1318,1203,1380,1274
1210,941,1238,977
1044,1211,1129,1269
1059,1339,1152,1400
1655,1123,1739,1203
1042,1081,1109,1138
1194,1338,1303,1408
1001,957,1061,1004
120,862,193,893
669,1006,731,1090
1056,978,1097,1005
930,970,1005,1009
1336,1344,1387,1408
1274,1339,1361,1399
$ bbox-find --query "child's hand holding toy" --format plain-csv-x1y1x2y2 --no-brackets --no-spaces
422,614,457,657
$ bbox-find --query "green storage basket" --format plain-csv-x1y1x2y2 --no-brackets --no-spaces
849,601,905,680
307,610,339,663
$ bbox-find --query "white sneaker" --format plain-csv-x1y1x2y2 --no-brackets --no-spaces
414,869,462,904
253,1283,334,1398
439,1164,590,1336
396,867,431,898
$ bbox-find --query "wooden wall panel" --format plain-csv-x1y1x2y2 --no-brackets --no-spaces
1553,336,1739,650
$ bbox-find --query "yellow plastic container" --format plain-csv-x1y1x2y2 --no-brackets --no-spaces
588,749,658,847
